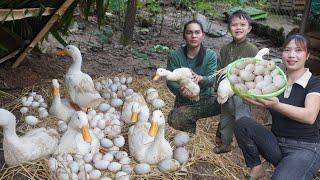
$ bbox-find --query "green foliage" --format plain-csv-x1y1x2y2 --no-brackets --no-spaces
137,0,161,15
109,0,126,13
94,25,113,49
151,45,171,54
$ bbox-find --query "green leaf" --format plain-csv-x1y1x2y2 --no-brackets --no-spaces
51,29,68,46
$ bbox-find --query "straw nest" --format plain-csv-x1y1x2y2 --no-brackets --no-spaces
0,73,248,180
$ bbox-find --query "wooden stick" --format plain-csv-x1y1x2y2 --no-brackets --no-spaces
0,8,55,22
12,0,75,68
0,49,20,64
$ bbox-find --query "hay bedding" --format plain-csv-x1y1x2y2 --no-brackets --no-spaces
0,73,247,180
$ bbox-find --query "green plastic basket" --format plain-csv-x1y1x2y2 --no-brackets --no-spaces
226,57,287,99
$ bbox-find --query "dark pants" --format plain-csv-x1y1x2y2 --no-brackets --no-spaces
235,117,320,180
167,95,221,133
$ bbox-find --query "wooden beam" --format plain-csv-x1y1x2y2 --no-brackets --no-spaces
0,8,55,21
300,0,312,34
12,0,75,68
0,49,20,64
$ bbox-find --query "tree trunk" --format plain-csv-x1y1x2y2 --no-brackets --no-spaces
121,0,137,46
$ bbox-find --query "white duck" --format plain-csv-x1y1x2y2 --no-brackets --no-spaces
59,45,103,109
133,110,173,165
0,108,59,166
217,48,270,104
153,68,200,101
49,79,77,122
128,102,153,157
121,92,149,124
55,111,100,156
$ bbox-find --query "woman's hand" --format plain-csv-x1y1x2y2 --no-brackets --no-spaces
191,72,203,84
179,86,193,98
244,97,279,108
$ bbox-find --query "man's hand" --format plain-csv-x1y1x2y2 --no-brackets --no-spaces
191,72,203,84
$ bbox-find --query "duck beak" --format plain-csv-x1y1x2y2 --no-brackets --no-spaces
131,112,138,123
152,73,160,81
56,49,66,56
81,125,92,142
51,86,59,96
148,120,158,137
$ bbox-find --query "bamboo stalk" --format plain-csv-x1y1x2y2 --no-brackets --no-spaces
12,0,76,68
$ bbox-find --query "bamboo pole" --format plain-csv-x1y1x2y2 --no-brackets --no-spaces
0,8,55,22
299,0,311,34
12,0,75,68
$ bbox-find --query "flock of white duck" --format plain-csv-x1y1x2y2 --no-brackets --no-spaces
0,45,191,180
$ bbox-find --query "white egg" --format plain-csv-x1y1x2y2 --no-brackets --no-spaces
87,109,97,118
108,162,122,172
102,92,111,99
69,161,80,173
95,82,103,91
151,98,165,109
126,77,133,84
31,101,40,108
34,94,42,101
98,103,110,112
108,146,119,155
71,173,78,180
25,115,38,125
173,132,190,147
110,84,118,92
48,157,58,172
115,171,129,180
97,120,106,129
27,96,34,102
120,84,127,91
40,102,48,108
58,121,68,132
111,98,123,107
124,88,134,96
101,138,114,148
158,159,181,173
94,160,110,170
173,147,189,164
120,76,127,84
89,119,98,128
102,153,114,162
114,76,120,82
37,98,44,103
83,153,93,163
20,107,28,114
89,170,101,180
119,157,131,165
21,96,27,103
64,154,73,163
113,135,125,148
56,168,70,180
134,163,151,174
114,151,128,160
121,164,132,174
92,153,103,162
104,126,122,138
39,109,49,118
84,163,93,172
23,100,32,107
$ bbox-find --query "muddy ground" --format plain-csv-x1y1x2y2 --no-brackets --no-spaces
0,6,309,179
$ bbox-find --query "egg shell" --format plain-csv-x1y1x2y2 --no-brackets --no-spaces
113,135,125,147
121,164,133,174
239,70,255,82
78,171,89,180
101,138,114,148
264,74,273,84
254,75,264,84
134,163,151,174
20,107,28,114
173,147,189,164
21,96,27,103
235,62,246,69
244,63,255,72
64,154,74,163
40,102,48,108
111,98,123,107
119,157,131,165
99,103,111,112
108,162,122,172
120,77,127,84
273,75,286,88
93,153,103,162
108,146,120,155
94,160,110,170
39,109,49,118
173,132,190,147
253,65,265,75
228,74,239,84
151,98,165,109
255,81,269,90
97,120,106,129
126,77,133,84
271,68,279,77
234,83,248,92
245,81,256,90
262,85,278,94
115,151,128,160
69,161,80,173
25,116,38,125
102,153,114,162
230,67,240,75
267,61,276,70
89,170,101,180
27,96,34,102
115,171,129,180
48,157,58,172
158,159,181,173
84,163,93,172
22,100,32,107
248,88,262,95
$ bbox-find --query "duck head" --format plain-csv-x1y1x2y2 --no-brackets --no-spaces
130,103,140,123
153,68,169,81
70,111,91,142
148,110,165,137
0,109,15,127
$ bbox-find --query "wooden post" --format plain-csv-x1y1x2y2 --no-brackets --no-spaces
299,0,311,34
12,0,75,68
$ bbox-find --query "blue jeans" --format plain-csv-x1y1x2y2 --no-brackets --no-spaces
235,117,320,180
216,96,251,144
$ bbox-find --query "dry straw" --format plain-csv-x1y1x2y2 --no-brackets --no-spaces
0,73,247,179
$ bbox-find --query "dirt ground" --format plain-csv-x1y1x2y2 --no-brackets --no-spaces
0,7,304,179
